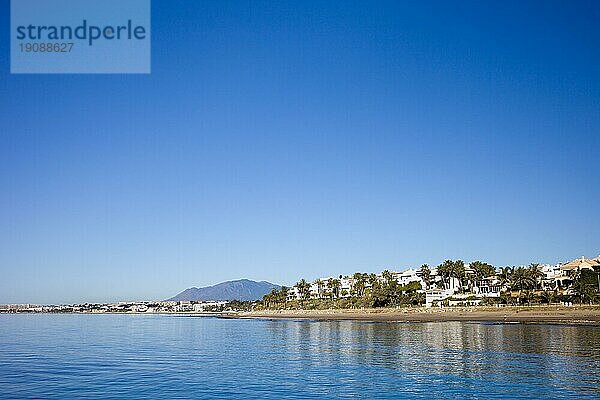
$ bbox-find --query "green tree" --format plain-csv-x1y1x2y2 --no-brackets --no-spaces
315,279,325,299
295,279,311,302
381,270,401,305
382,270,395,286
409,291,425,306
468,261,496,293
498,266,513,289
453,260,466,291
510,267,535,303
262,288,279,308
521,289,535,305
366,273,379,294
527,263,544,290
419,264,432,290
571,270,598,304
327,278,341,299
470,261,495,280
352,272,367,297
370,284,390,307
515,267,536,291
403,281,422,292
436,260,453,290
279,286,289,304
437,260,465,291
540,289,557,304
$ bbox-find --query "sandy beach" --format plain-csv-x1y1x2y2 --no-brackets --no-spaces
238,306,600,325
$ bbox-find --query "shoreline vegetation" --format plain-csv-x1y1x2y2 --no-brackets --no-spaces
242,256,600,325
258,258,600,310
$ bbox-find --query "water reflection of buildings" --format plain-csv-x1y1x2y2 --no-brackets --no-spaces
265,320,600,397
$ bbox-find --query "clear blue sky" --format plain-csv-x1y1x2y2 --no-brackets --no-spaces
1,1,599,304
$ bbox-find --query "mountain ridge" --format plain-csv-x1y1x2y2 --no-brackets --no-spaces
167,279,281,301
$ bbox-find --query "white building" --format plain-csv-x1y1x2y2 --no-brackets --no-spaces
393,268,424,287
340,277,353,297
287,286,300,301
473,276,502,297
425,288,455,307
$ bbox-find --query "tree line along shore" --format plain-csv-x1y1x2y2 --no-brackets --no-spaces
258,256,600,311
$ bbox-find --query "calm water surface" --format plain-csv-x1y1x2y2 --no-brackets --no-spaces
0,314,598,399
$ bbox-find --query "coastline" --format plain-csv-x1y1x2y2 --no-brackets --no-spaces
3,306,600,325
238,305,600,325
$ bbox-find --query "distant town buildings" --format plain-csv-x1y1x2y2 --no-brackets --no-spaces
0,300,229,314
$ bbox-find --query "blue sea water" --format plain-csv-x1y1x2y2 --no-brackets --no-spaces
0,314,598,399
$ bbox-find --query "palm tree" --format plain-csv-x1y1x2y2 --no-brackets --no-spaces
418,264,432,290
379,269,400,304
352,272,367,297
468,261,495,293
279,286,289,304
327,278,341,298
367,273,379,292
527,263,544,290
437,260,465,291
571,270,595,305
470,261,495,280
497,267,513,290
521,289,535,305
453,260,466,291
315,279,325,299
436,260,453,290
382,270,395,286
510,267,535,303
540,289,557,304
295,279,311,302
262,288,279,308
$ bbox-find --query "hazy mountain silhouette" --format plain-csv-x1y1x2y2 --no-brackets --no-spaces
167,279,281,301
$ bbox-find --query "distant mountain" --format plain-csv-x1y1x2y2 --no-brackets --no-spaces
167,279,281,301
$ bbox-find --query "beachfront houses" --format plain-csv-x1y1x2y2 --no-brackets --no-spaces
554,256,600,289
285,255,599,306
380,256,599,307
286,269,427,301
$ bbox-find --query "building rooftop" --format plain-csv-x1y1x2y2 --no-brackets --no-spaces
560,256,600,271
